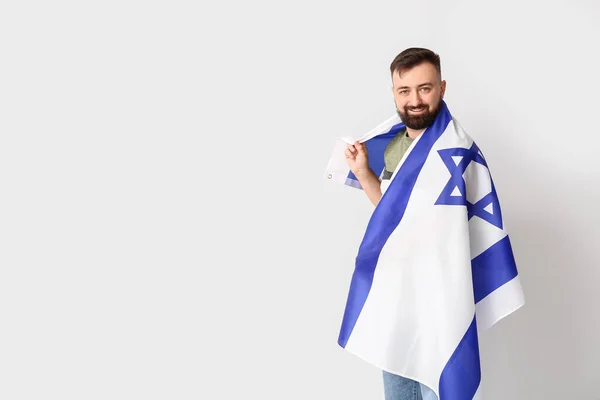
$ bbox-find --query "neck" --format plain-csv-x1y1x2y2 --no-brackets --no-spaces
406,128,425,139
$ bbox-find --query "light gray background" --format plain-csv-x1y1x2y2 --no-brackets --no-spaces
1,1,599,399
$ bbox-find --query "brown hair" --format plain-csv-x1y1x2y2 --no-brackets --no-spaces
390,47,441,79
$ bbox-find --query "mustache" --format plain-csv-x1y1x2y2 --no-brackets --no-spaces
406,105,428,111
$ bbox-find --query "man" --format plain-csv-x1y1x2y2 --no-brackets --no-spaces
345,48,448,400
328,47,523,400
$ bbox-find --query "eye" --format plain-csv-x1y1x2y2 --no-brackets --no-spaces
420,87,431,92
399,90,409,95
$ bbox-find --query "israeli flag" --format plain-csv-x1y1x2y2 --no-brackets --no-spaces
325,101,525,399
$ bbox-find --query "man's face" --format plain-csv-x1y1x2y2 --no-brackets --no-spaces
392,62,446,130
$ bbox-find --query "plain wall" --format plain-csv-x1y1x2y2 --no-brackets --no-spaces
1,0,598,399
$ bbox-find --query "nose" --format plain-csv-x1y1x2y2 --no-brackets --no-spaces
409,91,423,107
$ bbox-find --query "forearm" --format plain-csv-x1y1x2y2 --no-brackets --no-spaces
355,169,382,206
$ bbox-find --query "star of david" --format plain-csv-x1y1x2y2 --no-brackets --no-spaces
435,142,504,229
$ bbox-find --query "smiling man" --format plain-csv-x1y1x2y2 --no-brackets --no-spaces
330,47,523,400
345,48,446,208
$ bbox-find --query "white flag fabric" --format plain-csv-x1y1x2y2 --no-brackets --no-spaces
325,101,525,400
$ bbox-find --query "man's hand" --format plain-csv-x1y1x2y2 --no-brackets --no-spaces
344,141,382,206
345,141,370,178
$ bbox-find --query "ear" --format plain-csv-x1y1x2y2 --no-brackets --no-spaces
440,80,447,98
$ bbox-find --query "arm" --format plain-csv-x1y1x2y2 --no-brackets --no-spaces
345,141,383,207
355,168,382,206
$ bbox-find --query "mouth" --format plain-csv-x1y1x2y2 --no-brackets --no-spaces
408,108,427,114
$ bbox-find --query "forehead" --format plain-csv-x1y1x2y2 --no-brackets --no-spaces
392,62,440,87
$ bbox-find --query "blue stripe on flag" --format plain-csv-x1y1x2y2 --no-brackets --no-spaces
472,235,518,303
439,316,481,400
338,101,452,348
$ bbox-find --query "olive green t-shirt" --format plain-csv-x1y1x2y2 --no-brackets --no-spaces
380,128,414,180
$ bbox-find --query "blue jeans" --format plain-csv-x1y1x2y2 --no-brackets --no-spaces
382,371,437,400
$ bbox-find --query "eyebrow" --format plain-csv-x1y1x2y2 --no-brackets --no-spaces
397,83,434,90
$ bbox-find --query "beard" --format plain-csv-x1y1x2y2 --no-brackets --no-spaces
397,100,441,130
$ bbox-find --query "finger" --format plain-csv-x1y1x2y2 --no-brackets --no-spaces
354,142,364,153
345,149,355,159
